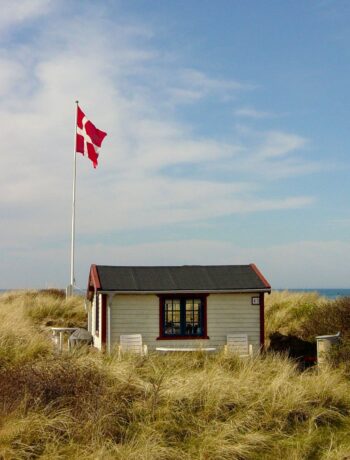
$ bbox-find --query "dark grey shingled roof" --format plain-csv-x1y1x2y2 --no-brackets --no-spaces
95,265,270,292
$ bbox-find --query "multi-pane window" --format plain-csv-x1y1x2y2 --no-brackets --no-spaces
185,299,202,336
164,299,181,335
163,297,204,337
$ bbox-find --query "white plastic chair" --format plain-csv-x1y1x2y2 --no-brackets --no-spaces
118,334,148,359
224,334,253,357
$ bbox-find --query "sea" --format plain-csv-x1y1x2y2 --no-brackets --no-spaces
275,289,350,300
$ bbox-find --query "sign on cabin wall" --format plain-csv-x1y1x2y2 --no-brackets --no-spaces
251,296,260,305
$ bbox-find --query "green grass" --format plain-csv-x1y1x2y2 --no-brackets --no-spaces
1,290,350,459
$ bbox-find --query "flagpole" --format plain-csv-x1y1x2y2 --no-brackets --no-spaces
68,100,79,297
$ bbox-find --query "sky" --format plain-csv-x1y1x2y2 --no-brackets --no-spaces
1,0,350,289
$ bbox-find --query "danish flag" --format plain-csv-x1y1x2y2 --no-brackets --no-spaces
76,105,107,168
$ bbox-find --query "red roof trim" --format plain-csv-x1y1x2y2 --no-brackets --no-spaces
250,263,271,290
91,264,101,289
259,292,265,349
87,264,102,299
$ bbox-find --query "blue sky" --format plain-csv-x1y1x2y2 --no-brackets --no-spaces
1,0,350,289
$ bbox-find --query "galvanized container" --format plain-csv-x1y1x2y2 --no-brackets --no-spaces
316,332,340,366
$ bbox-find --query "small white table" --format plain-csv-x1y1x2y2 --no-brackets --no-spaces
51,327,79,351
156,347,216,353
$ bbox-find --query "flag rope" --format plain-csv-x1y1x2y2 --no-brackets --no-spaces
68,100,79,297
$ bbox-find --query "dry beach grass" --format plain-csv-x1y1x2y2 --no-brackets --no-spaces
0,290,350,459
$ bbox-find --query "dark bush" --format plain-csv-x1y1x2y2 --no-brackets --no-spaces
0,356,106,416
269,332,317,367
301,297,350,340
328,340,350,375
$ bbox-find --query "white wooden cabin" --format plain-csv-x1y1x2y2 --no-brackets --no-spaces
86,264,271,353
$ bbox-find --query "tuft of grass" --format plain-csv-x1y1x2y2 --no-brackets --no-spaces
0,290,86,328
301,296,350,340
0,292,52,367
2,351,350,459
265,290,327,341
1,290,350,459
265,291,350,374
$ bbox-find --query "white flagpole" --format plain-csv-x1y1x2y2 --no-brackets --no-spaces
68,100,79,297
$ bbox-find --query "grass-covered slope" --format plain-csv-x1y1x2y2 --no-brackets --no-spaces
265,290,350,341
0,290,350,459
0,290,86,367
1,289,86,327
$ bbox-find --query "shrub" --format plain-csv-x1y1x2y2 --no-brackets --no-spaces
328,340,350,375
265,290,326,341
266,291,350,342
301,297,350,340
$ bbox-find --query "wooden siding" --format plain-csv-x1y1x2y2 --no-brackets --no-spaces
109,293,261,353
207,294,260,352
110,295,158,351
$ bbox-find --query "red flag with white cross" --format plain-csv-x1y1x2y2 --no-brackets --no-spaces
76,105,107,168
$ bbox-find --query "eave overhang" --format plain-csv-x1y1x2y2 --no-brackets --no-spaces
96,287,271,295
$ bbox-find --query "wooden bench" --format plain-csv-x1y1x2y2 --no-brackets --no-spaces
156,347,216,352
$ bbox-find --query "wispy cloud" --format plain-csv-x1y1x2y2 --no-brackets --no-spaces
196,125,324,181
0,0,53,32
257,131,307,159
0,1,322,287
161,69,255,105
180,68,253,93
234,107,274,119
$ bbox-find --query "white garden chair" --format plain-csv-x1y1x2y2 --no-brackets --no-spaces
118,334,148,359
224,334,253,357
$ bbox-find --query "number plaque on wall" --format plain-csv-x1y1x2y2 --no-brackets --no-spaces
251,296,260,305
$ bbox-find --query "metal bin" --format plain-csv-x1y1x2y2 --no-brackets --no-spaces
316,332,340,366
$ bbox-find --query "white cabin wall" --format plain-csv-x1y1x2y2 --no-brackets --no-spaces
109,293,261,353
207,294,260,353
110,295,158,352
